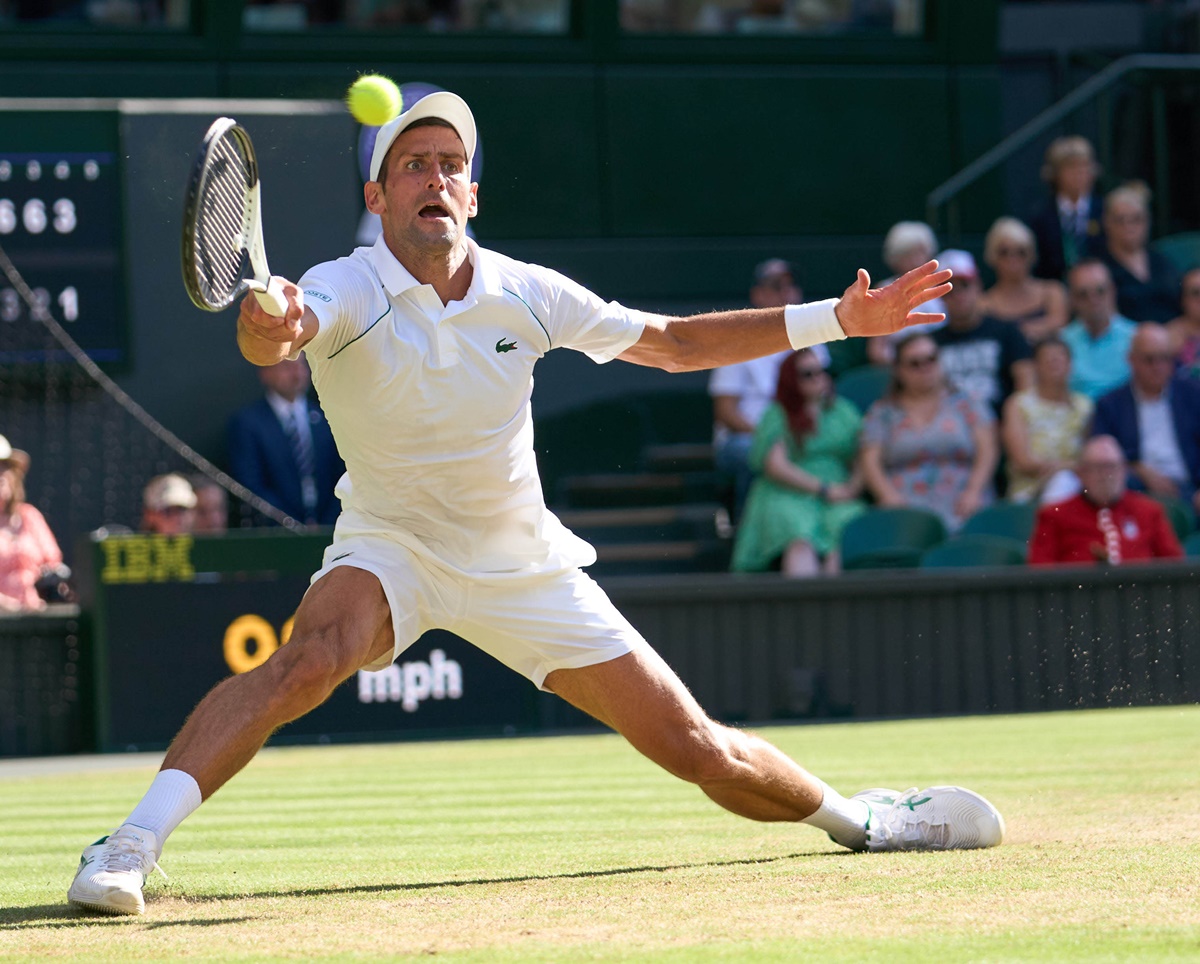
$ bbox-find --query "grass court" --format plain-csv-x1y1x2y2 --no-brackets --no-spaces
2,705,1198,961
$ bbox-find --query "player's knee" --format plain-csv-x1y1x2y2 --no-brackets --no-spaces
263,631,347,710
667,722,750,787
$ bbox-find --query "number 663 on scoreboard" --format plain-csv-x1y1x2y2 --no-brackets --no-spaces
0,141,126,365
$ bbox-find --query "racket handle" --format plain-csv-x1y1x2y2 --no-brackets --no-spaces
249,277,289,317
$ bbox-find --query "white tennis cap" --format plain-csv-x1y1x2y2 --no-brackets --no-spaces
368,91,477,183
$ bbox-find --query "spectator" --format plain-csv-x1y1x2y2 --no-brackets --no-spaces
860,332,997,533
1029,135,1105,281
228,357,345,527
1060,259,1136,399
978,216,1069,343
141,473,196,536
188,475,229,534
731,348,866,577
1000,337,1092,503
709,258,827,519
1168,266,1200,382
1091,324,1200,521
932,249,1033,412
1029,435,1183,565
0,435,64,612
865,220,946,365
1100,182,1180,325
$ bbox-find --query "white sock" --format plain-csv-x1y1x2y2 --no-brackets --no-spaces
801,780,870,850
123,769,203,856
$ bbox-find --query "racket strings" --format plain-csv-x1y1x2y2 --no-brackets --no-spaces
192,134,252,305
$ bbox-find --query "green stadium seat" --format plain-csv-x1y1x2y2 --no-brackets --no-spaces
1151,495,1193,543
960,500,1038,544
1184,532,1200,557
841,507,947,571
1151,231,1200,275
834,364,891,415
920,534,1028,569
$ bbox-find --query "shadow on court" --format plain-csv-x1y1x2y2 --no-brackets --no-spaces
0,908,258,929
192,847,850,902
2,849,850,927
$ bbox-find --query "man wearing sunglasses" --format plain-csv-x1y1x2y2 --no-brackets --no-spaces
1061,259,1136,399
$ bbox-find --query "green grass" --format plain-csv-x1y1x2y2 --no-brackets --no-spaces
2,706,1199,961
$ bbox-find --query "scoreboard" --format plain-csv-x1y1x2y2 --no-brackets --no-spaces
0,108,126,365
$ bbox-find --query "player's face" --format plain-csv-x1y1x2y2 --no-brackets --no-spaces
368,124,478,254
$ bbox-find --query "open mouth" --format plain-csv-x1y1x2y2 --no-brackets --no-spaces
419,204,450,219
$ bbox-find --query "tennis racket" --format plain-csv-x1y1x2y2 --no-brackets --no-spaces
181,117,288,316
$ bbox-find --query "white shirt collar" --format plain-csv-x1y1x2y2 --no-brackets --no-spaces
370,234,504,301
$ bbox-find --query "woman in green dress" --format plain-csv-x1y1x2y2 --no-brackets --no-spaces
731,348,867,576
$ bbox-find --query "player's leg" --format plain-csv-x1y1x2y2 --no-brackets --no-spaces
544,644,1004,853
160,565,394,795
68,564,396,915
543,643,834,823
457,570,874,842
459,568,1002,855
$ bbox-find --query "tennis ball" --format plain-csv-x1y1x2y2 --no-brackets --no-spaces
346,75,402,127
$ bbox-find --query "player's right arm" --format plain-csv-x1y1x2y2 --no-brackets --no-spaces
236,277,319,366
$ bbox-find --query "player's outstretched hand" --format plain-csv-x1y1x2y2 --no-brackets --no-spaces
237,277,304,344
833,260,952,339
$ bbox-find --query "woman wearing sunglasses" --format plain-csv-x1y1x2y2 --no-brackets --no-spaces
860,332,997,532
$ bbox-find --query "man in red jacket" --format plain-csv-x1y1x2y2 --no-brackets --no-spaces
1029,435,1184,564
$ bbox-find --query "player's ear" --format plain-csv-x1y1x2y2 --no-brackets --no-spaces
467,181,479,218
364,181,386,215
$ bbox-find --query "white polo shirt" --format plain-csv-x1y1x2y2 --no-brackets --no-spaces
296,236,648,577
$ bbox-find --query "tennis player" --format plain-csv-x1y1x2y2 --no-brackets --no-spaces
70,91,1003,916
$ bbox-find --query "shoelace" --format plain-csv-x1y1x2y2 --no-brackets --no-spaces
98,833,169,880
876,789,950,849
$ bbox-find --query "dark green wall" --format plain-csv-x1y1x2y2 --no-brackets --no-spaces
0,0,1003,540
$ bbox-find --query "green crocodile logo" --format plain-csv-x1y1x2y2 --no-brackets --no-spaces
495,338,517,353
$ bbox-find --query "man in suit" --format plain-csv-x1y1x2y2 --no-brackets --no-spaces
1091,324,1200,521
227,357,344,526
1029,136,1105,282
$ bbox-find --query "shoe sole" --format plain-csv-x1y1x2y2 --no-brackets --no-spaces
67,889,144,916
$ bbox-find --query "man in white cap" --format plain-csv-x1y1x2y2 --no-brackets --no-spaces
69,90,1004,916
139,473,197,536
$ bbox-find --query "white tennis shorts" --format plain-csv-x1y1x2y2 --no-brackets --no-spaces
308,522,642,690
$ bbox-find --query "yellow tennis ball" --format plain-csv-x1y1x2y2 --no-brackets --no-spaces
346,74,402,127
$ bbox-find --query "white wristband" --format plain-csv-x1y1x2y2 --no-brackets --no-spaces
784,299,845,350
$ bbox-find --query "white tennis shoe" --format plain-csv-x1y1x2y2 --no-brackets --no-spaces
68,824,165,915
853,786,1005,852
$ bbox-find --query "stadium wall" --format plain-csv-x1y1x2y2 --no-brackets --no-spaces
0,1,1003,547
5,540,1196,756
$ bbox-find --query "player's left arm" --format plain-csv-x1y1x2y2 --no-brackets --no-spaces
618,261,951,373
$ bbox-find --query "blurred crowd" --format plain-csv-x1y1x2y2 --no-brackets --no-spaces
3,132,1197,613
1,354,346,612
717,135,1199,577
